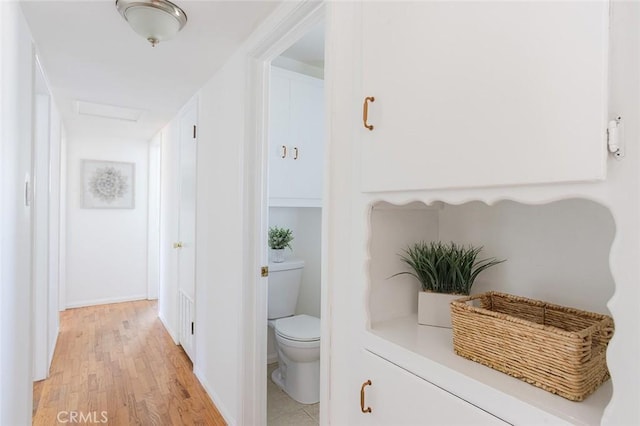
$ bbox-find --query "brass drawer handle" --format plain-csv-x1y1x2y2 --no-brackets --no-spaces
293,147,299,160
360,380,372,413
363,96,375,131
281,145,287,159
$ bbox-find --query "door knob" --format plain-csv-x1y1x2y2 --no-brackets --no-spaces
173,242,183,249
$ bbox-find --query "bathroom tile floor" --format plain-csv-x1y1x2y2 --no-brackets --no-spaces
268,363,319,426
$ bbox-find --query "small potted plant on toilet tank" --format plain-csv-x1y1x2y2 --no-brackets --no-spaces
269,226,294,263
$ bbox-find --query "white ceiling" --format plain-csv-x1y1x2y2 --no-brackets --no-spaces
281,21,324,68
21,0,280,141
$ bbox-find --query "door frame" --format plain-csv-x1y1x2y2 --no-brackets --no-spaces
242,2,327,424
32,54,51,382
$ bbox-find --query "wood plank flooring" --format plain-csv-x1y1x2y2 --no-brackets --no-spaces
33,300,226,426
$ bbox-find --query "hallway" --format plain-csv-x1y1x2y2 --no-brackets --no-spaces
32,300,226,425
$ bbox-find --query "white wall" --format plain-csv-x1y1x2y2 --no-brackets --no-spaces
58,127,67,311
369,204,440,324
191,51,246,424
269,206,322,316
439,200,615,314
47,101,62,368
65,136,149,308
0,4,34,424
147,134,161,301
32,93,50,381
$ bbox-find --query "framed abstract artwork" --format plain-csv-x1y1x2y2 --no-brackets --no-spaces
82,160,135,209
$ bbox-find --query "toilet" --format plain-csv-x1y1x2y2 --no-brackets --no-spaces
268,259,320,404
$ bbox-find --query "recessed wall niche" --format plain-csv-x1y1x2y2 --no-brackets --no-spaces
368,199,615,326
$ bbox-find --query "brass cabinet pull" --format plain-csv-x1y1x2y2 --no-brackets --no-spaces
281,145,287,159
173,242,183,249
363,96,375,131
293,147,299,160
360,380,372,413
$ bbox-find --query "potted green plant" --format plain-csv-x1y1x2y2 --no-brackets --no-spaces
394,241,505,328
268,226,294,263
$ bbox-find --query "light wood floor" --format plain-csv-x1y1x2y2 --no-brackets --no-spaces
33,300,226,425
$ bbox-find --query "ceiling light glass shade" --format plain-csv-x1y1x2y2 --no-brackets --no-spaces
116,0,187,47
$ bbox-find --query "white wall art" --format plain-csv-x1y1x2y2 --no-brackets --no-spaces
82,160,135,209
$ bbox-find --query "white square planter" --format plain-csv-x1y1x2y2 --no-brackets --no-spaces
418,292,462,328
270,248,285,263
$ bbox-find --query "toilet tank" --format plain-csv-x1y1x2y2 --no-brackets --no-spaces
268,259,305,320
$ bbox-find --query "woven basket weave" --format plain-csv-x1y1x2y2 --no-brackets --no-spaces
451,291,614,401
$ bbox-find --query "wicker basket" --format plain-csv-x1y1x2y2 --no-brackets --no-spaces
450,291,614,401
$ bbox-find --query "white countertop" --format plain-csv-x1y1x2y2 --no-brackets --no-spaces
367,314,611,425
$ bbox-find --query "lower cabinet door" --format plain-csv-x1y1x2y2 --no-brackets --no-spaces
359,351,508,425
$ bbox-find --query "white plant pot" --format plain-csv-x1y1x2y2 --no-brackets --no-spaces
271,248,285,263
418,292,462,328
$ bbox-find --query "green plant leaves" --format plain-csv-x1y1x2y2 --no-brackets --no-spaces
268,226,294,250
393,241,505,295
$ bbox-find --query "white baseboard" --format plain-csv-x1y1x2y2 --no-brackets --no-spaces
193,366,235,426
48,324,59,373
65,294,147,309
158,312,179,345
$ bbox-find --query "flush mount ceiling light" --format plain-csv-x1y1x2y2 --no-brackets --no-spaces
116,0,187,47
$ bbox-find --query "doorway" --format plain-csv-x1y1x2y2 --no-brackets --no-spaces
265,21,325,425
241,2,327,425
32,55,62,383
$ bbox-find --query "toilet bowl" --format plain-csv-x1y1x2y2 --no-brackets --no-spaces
267,259,321,404
271,314,320,404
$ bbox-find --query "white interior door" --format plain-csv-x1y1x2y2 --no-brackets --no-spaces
177,101,198,361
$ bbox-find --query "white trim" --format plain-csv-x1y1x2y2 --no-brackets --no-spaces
159,312,179,345
32,78,51,382
242,2,327,425
58,126,67,312
147,137,161,301
272,56,324,80
269,198,322,208
48,325,59,369
65,294,147,309
194,366,235,426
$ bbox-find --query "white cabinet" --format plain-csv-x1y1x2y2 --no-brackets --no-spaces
325,1,640,425
269,67,324,207
358,350,507,425
360,1,609,192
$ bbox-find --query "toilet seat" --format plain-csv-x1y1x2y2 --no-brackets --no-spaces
274,314,320,342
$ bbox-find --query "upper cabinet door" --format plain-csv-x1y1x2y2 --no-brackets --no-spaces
269,70,292,201
289,74,325,202
360,1,609,192
269,67,324,207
